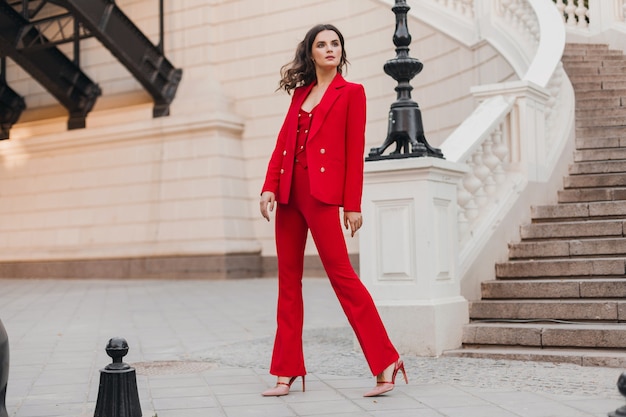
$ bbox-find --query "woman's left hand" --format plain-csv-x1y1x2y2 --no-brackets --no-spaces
344,211,363,237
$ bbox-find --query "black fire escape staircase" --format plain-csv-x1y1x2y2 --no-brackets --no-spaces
0,61,25,140
0,0,182,139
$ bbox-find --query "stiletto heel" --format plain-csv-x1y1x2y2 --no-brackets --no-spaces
363,359,408,397
261,375,305,396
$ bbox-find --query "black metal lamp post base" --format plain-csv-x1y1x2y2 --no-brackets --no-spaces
366,0,443,162
366,103,444,161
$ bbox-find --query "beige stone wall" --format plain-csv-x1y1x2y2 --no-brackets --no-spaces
0,0,515,276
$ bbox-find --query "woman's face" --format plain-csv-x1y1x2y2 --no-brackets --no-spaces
311,30,342,72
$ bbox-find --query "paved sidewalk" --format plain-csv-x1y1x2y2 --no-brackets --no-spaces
0,278,624,417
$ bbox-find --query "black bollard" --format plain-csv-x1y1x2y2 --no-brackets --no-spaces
94,337,142,417
609,372,626,416
0,319,8,417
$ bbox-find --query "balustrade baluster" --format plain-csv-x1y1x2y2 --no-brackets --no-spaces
565,0,577,26
492,124,508,186
462,159,481,222
457,184,471,242
482,138,499,197
575,0,588,28
471,152,489,208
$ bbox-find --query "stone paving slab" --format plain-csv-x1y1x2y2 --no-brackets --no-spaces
0,278,625,417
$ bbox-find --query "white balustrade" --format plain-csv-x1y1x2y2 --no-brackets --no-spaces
439,0,570,276
552,0,626,39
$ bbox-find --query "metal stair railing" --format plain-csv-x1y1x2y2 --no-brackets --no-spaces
51,0,183,118
0,0,101,130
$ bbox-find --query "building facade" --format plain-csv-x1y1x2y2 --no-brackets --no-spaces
0,0,516,280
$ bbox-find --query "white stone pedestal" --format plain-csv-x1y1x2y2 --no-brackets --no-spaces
360,157,469,356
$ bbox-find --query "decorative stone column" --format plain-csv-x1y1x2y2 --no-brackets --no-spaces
359,157,469,356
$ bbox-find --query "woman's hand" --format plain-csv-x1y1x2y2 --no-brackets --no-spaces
260,191,276,221
344,211,363,237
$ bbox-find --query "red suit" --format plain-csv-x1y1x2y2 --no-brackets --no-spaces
262,73,399,377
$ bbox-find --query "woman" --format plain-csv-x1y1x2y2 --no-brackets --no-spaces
259,24,407,398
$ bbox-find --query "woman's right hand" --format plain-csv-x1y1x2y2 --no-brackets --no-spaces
260,191,276,222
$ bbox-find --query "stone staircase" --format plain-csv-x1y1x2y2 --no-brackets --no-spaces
445,43,626,367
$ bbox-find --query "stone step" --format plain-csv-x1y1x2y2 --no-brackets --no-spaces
558,187,626,203
577,107,626,119
571,81,602,91
443,346,626,368
575,97,623,109
570,138,625,151
519,220,625,240
562,54,625,63
564,43,610,52
462,322,626,349
572,80,626,92
574,88,626,99
563,40,603,50
565,59,626,70
531,201,626,220
509,238,626,259
481,279,626,299
496,257,626,278
576,126,626,141
574,147,626,162
576,116,626,128
564,172,626,188
599,65,626,75
603,80,626,90
569,157,626,170
565,66,599,76
569,74,626,84
469,299,625,321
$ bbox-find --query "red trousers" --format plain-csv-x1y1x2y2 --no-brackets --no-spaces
270,163,399,377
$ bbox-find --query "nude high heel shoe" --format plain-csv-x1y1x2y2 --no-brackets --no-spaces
363,360,408,397
261,376,305,397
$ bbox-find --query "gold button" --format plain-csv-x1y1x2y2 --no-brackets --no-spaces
320,148,326,154
280,169,284,174
282,150,287,156
320,167,325,173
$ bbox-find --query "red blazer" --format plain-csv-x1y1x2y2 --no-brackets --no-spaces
261,73,366,212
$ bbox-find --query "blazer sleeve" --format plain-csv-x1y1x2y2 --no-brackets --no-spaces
342,84,366,212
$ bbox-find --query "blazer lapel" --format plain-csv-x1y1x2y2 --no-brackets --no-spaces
284,83,315,151
308,73,347,142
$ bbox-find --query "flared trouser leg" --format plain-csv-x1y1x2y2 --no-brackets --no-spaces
269,164,398,377
306,201,399,376
270,198,308,377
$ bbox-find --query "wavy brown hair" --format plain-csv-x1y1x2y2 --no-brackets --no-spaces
278,24,349,93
